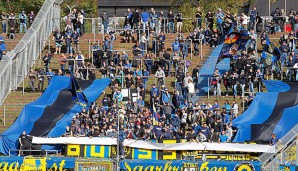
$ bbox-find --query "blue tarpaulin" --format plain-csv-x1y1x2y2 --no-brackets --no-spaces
0,76,110,155
233,81,298,143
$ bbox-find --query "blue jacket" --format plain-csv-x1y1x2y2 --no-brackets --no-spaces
162,92,171,103
249,10,257,20
141,12,149,22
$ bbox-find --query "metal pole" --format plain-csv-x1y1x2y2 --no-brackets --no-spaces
116,102,120,171
22,77,25,96
269,0,271,16
91,19,95,44
242,95,245,112
91,49,94,65
285,0,287,16
207,77,210,99
88,40,91,60
200,39,203,60
3,105,5,126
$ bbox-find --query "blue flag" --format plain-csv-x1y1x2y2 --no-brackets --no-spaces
68,75,89,107
261,37,282,71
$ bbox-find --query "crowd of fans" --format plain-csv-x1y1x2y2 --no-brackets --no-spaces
12,4,297,151
58,6,297,148
1,11,36,39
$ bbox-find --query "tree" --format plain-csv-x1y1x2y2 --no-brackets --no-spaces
165,0,251,32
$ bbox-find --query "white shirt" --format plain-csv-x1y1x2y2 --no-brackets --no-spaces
242,15,248,25
183,76,192,87
188,83,195,93
232,103,239,115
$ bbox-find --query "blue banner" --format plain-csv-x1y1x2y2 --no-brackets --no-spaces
0,156,75,170
120,160,262,171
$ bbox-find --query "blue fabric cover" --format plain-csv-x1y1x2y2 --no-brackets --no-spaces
0,77,110,155
263,80,290,92
232,92,278,142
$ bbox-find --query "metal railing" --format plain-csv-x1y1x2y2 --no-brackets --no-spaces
0,0,62,105
260,123,298,169
8,149,59,157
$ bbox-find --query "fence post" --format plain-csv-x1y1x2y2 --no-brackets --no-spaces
207,77,210,99
200,39,203,60
3,105,5,126
242,95,245,112
22,77,25,96
88,40,91,60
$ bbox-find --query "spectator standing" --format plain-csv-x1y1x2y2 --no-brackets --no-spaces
68,53,75,73
216,8,224,34
212,68,221,96
19,11,27,33
167,11,175,33
75,52,85,68
46,68,55,85
205,11,214,30
140,33,149,56
288,9,296,32
247,68,255,93
18,131,31,156
187,79,195,101
65,29,73,54
141,9,149,33
249,6,257,30
143,68,149,90
59,54,67,75
149,9,158,31
256,69,263,92
239,70,247,98
80,10,86,34
37,68,45,92
28,11,35,27
176,67,184,93
222,71,230,96
131,9,140,29
53,30,63,54
8,12,16,30
230,72,238,98
280,9,286,32
176,12,183,33
72,30,80,53
155,67,165,89
1,12,7,34
195,7,202,29
28,68,36,92
42,53,51,72
183,72,192,99
271,8,281,31
101,11,109,34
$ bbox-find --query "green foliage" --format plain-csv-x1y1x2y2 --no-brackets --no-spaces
166,0,250,32
175,0,197,32
60,0,97,18
0,0,44,14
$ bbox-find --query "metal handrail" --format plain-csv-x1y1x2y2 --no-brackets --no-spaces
8,149,59,157
260,123,298,165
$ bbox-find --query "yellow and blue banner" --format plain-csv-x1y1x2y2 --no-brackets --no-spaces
120,160,261,171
